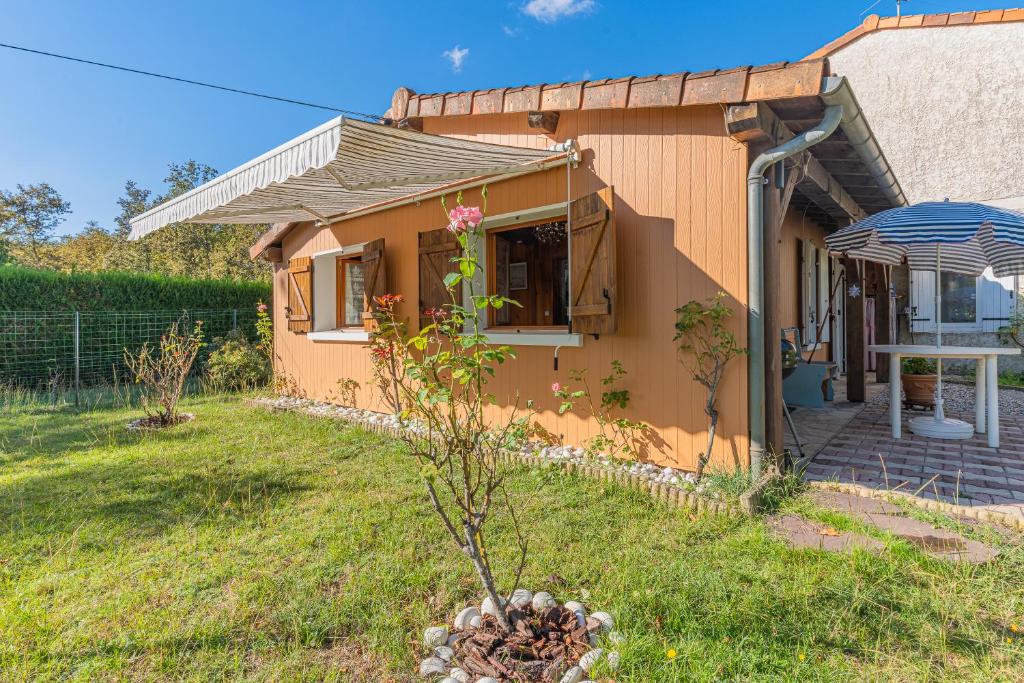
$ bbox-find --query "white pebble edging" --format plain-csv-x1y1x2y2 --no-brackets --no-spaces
247,396,743,518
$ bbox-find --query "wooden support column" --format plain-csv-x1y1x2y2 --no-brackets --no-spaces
763,161,801,460
844,258,866,402
874,263,892,383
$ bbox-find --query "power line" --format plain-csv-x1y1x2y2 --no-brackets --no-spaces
0,41,382,120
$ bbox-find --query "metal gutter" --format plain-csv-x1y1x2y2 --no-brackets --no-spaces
820,76,907,209
747,104,844,479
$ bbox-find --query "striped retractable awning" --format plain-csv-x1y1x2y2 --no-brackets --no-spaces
825,201,1024,276
128,117,564,240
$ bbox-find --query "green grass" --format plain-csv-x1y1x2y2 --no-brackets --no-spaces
1,395,1023,681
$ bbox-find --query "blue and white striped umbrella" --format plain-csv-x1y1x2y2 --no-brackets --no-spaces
826,201,1024,276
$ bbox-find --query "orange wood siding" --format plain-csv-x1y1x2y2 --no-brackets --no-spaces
272,106,750,472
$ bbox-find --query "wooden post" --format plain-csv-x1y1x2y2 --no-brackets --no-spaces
763,162,800,460
844,258,866,402
874,263,892,384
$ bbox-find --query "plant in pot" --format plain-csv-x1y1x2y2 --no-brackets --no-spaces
902,356,938,410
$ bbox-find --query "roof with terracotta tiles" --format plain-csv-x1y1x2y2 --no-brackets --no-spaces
805,8,1024,59
384,60,829,121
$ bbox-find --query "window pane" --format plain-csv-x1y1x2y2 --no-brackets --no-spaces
940,272,976,323
344,261,366,327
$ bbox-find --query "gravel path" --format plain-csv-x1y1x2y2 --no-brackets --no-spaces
870,380,1024,416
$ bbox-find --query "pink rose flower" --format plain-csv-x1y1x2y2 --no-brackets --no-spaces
257,303,268,313
447,205,484,233
551,382,561,393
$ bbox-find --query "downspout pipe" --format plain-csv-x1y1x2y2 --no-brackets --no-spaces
747,103,844,479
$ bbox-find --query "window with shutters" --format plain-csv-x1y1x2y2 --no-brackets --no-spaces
486,219,570,330
799,240,831,347
306,238,387,341
910,268,1015,333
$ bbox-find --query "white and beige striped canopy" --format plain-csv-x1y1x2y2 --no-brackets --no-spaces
129,117,562,239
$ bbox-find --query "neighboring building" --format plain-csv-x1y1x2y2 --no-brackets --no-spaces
809,9,1024,369
130,60,903,473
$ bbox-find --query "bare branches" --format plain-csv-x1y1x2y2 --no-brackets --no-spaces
123,316,204,425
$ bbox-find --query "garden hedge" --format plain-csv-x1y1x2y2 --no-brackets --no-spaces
0,265,269,312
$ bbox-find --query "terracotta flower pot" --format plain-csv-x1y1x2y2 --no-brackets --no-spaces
902,373,937,410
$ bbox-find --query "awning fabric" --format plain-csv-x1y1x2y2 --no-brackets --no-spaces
128,117,560,239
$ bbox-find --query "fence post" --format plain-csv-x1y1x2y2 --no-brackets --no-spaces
232,308,238,333
73,310,81,407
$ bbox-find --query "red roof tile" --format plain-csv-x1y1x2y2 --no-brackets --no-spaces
806,8,1024,59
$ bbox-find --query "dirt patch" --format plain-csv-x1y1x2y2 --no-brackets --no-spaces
767,514,885,553
126,412,195,432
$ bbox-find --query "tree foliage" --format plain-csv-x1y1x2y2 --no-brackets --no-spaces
2,162,270,281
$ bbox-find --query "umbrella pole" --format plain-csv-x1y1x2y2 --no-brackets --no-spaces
935,243,945,422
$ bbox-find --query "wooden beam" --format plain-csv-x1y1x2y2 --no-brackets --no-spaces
260,246,283,263
527,110,560,134
726,102,866,222
844,258,866,402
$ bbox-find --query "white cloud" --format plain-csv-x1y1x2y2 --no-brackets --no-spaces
443,45,469,72
502,25,520,37
521,0,595,22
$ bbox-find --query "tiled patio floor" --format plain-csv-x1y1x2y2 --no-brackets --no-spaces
799,383,1024,520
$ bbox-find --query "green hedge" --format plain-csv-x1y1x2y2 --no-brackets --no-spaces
0,265,269,312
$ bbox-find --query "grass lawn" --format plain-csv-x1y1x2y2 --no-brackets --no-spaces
1,394,1023,682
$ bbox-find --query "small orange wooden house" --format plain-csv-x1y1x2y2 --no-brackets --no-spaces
129,59,904,475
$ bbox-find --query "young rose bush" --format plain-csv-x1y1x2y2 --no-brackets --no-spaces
124,317,204,426
369,189,532,632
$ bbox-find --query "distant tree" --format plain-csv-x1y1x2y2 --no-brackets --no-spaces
0,183,71,263
41,221,118,272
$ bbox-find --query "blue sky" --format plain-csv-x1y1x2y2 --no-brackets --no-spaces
1,0,1012,236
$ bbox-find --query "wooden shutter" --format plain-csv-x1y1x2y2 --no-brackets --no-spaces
569,187,617,335
360,238,387,331
286,256,313,333
418,227,462,330
910,270,935,333
981,268,1015,332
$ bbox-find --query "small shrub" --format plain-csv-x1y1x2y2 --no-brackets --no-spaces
902,357,936,375
124,317,204,426
204,331,271,392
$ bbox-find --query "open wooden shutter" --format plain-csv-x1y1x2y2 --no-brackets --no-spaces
418,227,461,330
570,187,617,335
286,256,313,333
360,238,387,331
981,268,1015,332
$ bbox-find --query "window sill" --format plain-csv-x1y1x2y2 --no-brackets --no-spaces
483,330,583,347
307,329,370,342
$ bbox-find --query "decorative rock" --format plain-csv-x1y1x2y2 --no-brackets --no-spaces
578,648,605,673
589,611,614,632
606,651,620,670
439,679,459,683
608,630,625,645
510,588,533,609
418,656,447,677
481,595,507,618
564,600,586,626
531,591,556,611
446,634,459,647
448,668,470,683
476,678,499,683
433,645,454,662
559,665,584,683
469,615,482,628
423,626,449,648
454,606,480,630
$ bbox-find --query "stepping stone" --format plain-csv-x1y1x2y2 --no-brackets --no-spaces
807,490,904,516
767,515,884,553
807,490,998,563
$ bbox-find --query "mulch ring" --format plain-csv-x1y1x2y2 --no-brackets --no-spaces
452,605,591,682
126,413,195,432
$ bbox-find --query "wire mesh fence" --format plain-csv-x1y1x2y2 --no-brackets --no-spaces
0,308,254,395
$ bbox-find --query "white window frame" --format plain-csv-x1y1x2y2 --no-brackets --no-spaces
308,241,371,342
800,241,830,348
466,202,583,348
909,269,983,333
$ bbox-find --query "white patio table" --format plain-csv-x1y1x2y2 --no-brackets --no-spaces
869,344,1021,448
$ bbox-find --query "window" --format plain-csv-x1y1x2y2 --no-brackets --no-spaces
939,271,977,324
800,240,830,346
336,257,367,328
487,220,570,329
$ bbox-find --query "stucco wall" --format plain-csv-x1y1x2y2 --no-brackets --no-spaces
827,23,1024,205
